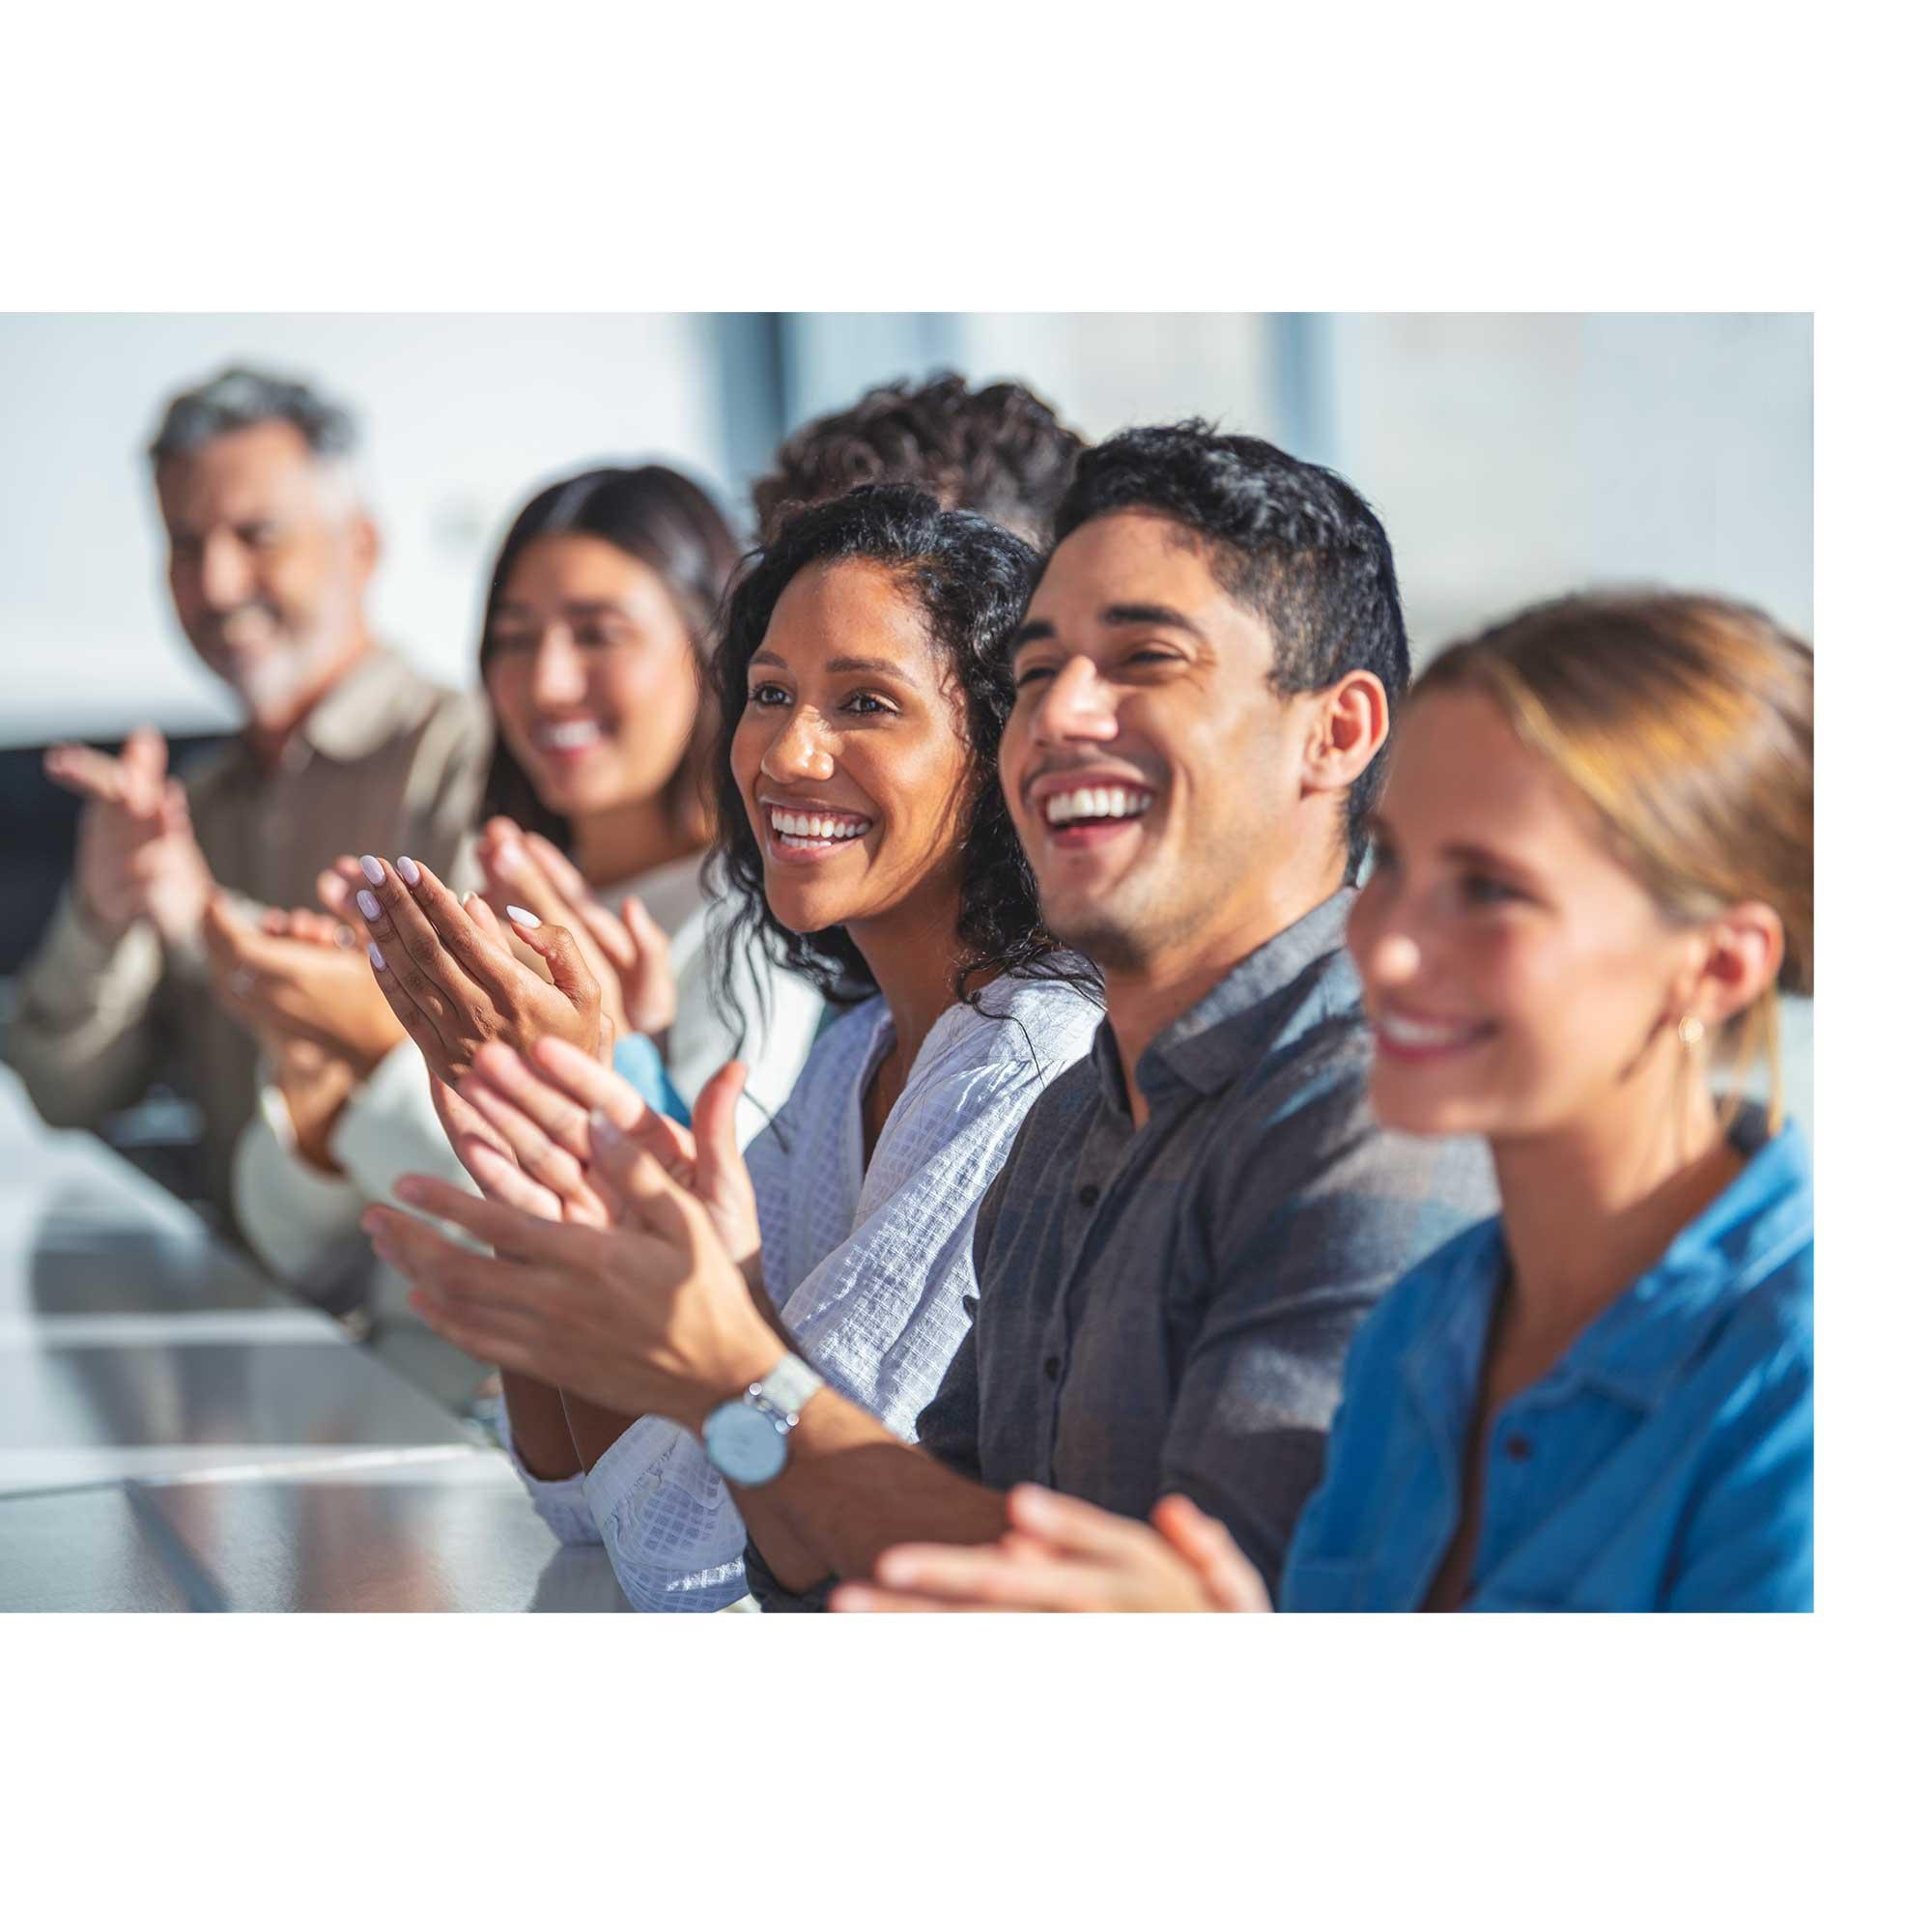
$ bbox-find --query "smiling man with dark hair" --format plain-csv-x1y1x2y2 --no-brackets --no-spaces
370,420,1494,1604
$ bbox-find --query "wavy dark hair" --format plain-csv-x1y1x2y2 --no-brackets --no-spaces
752,373,1084,549
476,463,742,851
709,485,1095,1031
1054,420,1407,878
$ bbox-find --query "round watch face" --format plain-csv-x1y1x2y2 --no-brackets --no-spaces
703,1399,788,1487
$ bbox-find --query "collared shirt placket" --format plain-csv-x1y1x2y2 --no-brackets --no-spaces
1040,1081,1194,1491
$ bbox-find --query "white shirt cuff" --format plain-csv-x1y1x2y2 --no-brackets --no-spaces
582,1414,752,1612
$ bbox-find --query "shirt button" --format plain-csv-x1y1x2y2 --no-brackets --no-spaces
1076,1184,1099,1208
1503,1434,1532,1462
1043,1356,1061,1380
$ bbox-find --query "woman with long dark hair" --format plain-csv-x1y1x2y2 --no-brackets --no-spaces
363,487,1104,1609
232,463,822,1296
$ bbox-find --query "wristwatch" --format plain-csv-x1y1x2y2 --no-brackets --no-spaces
701,1352,825,1487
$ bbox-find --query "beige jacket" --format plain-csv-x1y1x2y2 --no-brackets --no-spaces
6,646,491,1226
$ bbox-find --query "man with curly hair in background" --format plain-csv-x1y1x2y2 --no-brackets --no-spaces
752,373,1084,546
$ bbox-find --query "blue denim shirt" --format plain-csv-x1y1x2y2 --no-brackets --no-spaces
1282,1111,1813,1612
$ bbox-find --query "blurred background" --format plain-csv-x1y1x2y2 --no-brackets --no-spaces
0,310,1813,1132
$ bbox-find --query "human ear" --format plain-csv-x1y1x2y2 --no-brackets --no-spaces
1304,670,1390,796
1689,902,1785,1029
349,511,382,582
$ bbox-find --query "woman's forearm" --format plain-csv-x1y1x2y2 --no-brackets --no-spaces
501,1371,582,1479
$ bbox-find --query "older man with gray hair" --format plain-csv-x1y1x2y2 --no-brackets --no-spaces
7,365,489,1231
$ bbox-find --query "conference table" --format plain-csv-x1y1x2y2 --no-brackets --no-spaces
0,1067,631,1611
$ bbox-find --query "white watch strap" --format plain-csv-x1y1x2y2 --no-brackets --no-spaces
754,1351,824,1418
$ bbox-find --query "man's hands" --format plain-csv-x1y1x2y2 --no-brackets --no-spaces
828,1485,1274,1614
45,726,214,948
355,852,610,1088
363,1117,780,1429
477,818,677,1037
203,893,406,1074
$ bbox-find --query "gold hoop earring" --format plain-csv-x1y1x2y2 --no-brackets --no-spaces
1677,1013,1706,1047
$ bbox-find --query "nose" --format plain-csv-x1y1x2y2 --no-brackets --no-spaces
197,529,254,612
1372,932,1423,981
760,705,836,783
1348,880,1424,988
530,630,589,707
1031,655,1117,744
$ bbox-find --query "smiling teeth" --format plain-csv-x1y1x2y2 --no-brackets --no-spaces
537,721,604,750
1043,786,1152,826
1379,1012,1484,1048
770,809,870,841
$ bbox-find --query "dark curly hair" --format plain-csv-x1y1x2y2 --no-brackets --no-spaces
709,485,1096,1033
752,373,1084,549
1053,420,1408,877
475,463,742,852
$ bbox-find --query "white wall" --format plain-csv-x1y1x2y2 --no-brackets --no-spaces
948,313,1279,445
1320,312,1812,658
0,313,729,746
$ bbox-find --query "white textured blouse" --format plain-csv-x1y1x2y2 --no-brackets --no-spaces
505,969,1101,1611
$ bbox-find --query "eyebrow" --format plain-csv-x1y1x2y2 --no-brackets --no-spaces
747,648,911,680
494,598,634,619
1368,820,1547,884
1440,840,1538,877
1009,602,1208,653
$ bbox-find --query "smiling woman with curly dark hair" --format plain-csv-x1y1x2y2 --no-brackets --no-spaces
459,482,1104,1611
708,483,1099,1037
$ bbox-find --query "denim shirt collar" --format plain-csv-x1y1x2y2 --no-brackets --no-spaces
1400,1106,1813,1419
1562,1111,1812,1407
1089,891,1359,1120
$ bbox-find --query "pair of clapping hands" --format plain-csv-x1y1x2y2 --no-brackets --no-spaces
203,820,677,1102
364,1031,779,1434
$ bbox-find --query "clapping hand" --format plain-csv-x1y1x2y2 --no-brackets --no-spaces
431,1035,762,1267
828,1485,1274,1614
203,892,405,1074
477,818,677,1037
45,726,214,948
363,1110,779,1428
354,852,611,1087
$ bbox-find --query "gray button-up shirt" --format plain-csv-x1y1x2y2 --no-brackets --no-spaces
923,890,1493,1580
747,892,1495,1607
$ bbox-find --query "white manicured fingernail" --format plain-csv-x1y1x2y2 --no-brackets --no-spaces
396,855,420,886
587,1109,618,1148
368,941,386,971
359,854,384,885
505,905,540,929
356,890,380,921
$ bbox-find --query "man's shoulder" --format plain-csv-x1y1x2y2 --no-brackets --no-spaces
385,656,491,746
315,647,490,762
1006,1044,1106,1138
1208,982,1494,1226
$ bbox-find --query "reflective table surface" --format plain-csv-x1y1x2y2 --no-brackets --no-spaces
0,1068,628,1610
